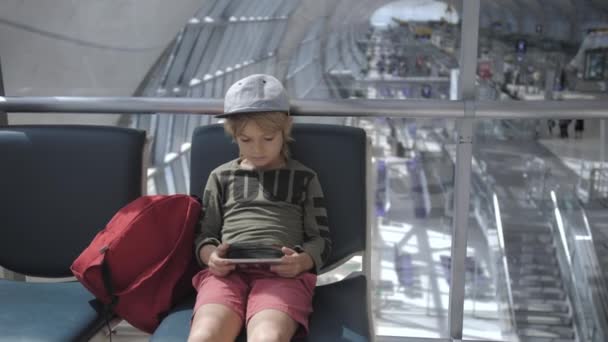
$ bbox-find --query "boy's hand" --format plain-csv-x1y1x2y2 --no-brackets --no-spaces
270,247,314,278
201,243,235,277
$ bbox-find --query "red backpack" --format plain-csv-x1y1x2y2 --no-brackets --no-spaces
71,195,201,333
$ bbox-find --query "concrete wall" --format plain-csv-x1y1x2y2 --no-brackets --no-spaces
0,0,203,125
275,0,336,80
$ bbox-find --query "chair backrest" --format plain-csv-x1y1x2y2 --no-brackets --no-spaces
0,125,145,277
190,124,367,271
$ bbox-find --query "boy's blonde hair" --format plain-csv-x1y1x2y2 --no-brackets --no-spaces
224,112,293,160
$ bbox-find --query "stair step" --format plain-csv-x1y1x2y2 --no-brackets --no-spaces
508,245,555,254
502,209,544,218
505,235,553,243
513,263,560,272
518,337,574,342
504,231,552,238
509,255,557,265
504,225,551,233
518,324,575,339
504,230,552,237
513,297,570,307
511,274,561,281
504,223,551,232
510,266,560,277
513,286,564,294
515,278,563,287
511,273,561,280
514,302,569,314
515,313,572,325
509,261,557,269
508,247,555,256
513,289,566,301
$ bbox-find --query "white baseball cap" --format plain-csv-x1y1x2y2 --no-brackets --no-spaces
218,74,290,118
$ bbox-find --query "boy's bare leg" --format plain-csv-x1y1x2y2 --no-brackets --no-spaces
188,304,242,342
246,309,298,342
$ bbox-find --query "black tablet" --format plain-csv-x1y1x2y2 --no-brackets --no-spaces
225,243,284,264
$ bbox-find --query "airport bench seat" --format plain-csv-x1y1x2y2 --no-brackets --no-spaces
0,125,145,341
151,124,371,341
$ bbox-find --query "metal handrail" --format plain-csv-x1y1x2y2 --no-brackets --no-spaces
2,97,608,118
492,192,519,339
455,146,518,338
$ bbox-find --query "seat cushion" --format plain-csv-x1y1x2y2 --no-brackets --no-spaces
151,274,369,342
307,274,369,342
150,297,194,342
0,280,105,341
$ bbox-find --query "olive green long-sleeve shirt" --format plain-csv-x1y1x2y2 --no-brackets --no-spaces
194,158,331,273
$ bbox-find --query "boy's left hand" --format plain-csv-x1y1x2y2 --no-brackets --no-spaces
270,247,314,278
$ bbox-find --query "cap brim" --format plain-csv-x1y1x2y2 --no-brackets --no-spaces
216,107,290,118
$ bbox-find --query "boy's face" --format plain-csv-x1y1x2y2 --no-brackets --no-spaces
236,121,284,170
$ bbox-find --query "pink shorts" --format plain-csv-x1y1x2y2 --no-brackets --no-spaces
192,267,317,335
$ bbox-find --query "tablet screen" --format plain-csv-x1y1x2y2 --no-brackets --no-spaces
225,258,283,264
225,244,284,263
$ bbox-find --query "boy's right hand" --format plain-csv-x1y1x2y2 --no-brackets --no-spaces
201,243,235,277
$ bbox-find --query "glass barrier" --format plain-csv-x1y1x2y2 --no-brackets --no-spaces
477,1,608,102
463,117,608,341
362,117,456,339
548,190,608,342
463,159,518,341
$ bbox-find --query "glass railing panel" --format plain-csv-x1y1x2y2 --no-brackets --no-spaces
463,168,518,341
549,190,608,342
362,117,456,339
467,116,608,342
443,119,518,341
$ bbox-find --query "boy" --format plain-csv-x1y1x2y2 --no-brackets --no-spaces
189,74,331,342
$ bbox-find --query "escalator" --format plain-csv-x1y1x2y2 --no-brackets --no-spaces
502,209,575,341
384,118,608,342
473,141,608,342
475,143,577,342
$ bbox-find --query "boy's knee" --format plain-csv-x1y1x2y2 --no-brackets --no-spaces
188,324,226,342
187,328,216,342
188,324,238,342
248,326,287,342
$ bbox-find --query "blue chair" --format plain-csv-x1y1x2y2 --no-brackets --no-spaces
152,124,371,341
0,125,145,341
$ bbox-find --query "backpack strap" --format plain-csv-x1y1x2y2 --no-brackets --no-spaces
100,258,119,310
100,248,119,340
